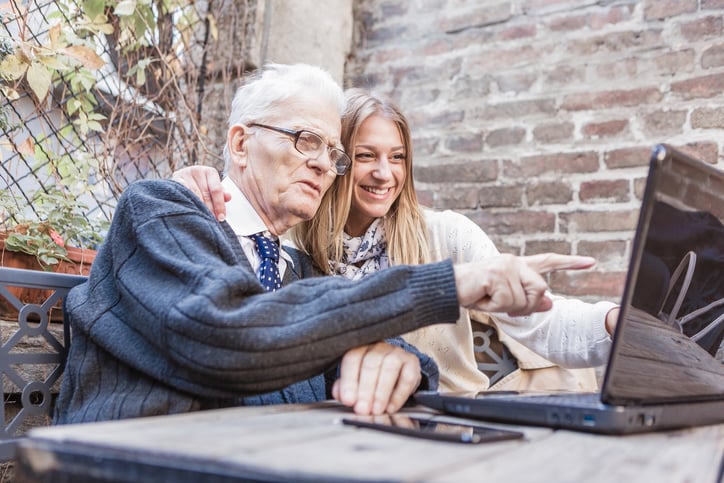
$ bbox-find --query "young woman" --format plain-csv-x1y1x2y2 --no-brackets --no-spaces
174,89,619,393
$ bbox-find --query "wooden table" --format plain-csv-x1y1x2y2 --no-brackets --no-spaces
15,402,724,482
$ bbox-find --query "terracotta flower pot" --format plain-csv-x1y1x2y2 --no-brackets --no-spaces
0,235,96,321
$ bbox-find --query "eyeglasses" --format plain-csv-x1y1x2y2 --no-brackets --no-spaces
249,123,351,176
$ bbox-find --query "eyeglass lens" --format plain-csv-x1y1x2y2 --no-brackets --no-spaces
296,132,349,174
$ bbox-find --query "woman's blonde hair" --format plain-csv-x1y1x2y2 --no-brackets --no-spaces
291,88,430,273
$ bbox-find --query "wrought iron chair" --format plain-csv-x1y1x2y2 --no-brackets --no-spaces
0,267,86,461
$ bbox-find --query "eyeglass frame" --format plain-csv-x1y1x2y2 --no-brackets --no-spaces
248,123,351,176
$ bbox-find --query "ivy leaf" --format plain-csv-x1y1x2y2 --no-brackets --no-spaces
114,0,137,16
0,54,29,81
37,54,67,71
83,0,106,20
61,46,105,70
26,61,52,102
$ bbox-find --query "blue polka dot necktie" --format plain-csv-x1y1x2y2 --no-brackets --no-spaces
250,233,282,292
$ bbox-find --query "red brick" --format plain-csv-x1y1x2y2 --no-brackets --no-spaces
559,209,639,233
691,107,724,129
533,122,574,143
522,0,598,16
641,110,687,136
604,147,652,169
491,236,522,255
566,30,662,56
652,49,696,75
414,159,498,183
527,181,573,205
578,240,628,265
431,186,481,210
702,44,724,69
437,3,511,33
450,74,492,100
680,16,723,41
547,14,587,31
588,5,635,29
525,239,572,255
634,177,647,200
423,109,465,127
486,127,526,147
579,180,630,203
595,58,638,80
644,0,697,20
543,65,585,87
411,136,439,157
505,151,599,178
581,119,629,138
673,142,720,164
479,185,525,209
472,99,557,120
416,189,434,207
671,73,724,99
492,72,537,94
562,88,662,111
498,23,537,40
549,270,626,299
442,132,484,153
468,210,556,236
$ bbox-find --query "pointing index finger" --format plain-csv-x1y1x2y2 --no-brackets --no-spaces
523,253,596,274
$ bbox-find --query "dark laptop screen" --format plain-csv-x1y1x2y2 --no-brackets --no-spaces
603,145,724,404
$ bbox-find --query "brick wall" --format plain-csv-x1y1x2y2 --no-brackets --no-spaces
345,0,724,301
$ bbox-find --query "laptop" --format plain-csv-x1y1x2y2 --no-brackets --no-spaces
415,144,724,434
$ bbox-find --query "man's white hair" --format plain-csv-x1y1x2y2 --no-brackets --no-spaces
222,63,345,171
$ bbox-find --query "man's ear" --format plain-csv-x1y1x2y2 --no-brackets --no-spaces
227,124,249,168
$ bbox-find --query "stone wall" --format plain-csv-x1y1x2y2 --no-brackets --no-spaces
345,0,724,301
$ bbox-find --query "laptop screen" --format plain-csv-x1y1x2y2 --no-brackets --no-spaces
603,145,724,405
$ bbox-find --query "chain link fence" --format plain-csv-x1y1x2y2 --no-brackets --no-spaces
1,0,247,241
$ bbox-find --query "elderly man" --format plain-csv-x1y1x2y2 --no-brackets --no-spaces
54,64,593,424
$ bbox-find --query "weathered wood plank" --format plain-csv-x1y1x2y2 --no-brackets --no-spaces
16,403,724,482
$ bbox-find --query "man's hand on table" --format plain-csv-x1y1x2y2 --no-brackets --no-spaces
332,342,422,415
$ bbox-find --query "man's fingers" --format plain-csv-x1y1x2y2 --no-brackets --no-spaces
523,253,596,274
353,345,386,415
334,343,422,415
202,169,229,221
172,166,228,222
384,355,421,413
337,346,365,407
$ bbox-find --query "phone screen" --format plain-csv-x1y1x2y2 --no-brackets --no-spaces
342,414,524,444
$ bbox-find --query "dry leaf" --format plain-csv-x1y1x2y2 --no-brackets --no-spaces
26,61,52,102
48,23,61,49
17,137,35,156
62,45,105,70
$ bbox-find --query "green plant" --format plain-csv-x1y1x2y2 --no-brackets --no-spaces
1,185,107,269
1,0,225,270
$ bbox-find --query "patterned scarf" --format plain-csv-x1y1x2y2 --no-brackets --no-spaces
330,218,389,280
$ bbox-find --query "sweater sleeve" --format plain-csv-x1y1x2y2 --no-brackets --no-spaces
66,181,460,398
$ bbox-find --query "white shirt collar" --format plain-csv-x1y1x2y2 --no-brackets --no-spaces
222,177,268,237
221,177,294,268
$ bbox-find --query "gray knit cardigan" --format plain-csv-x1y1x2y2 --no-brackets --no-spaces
53,180,460,423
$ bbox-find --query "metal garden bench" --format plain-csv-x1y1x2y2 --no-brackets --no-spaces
0,267,86,461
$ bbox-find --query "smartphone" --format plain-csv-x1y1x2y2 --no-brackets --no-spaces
342,414,524,444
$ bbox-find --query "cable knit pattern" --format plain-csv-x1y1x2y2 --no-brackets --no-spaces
53,180,459,424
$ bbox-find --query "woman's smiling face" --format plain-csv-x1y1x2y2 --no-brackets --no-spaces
345,114,407,237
